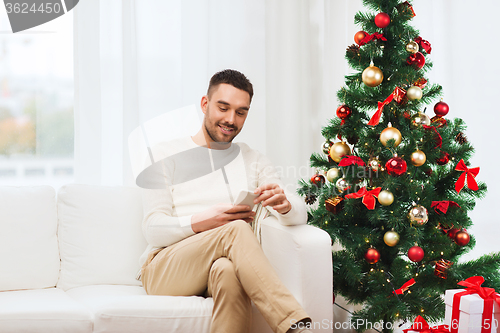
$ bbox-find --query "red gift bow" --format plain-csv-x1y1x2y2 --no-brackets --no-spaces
339,155,366,167
359,32,387,46
455,159,480,193
345,187,381,209
393,278,415,295
415,36,432,54
422,125,443,148
368,87,407,126
403,316,450,333
451,276,500,333
431,201,461,214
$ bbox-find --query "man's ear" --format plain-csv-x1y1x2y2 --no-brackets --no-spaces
201,95,208,114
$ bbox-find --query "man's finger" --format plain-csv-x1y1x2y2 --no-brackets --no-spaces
254,183,279,195
226,204,252,213
254,188,281,204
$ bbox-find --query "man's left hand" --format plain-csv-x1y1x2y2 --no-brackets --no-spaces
254,183,291,214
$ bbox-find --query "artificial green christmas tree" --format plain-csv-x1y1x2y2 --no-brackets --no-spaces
298,1,500,332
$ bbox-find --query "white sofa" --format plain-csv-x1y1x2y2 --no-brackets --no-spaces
0,184,333,333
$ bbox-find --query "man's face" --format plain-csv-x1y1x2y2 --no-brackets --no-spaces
201,83,250,144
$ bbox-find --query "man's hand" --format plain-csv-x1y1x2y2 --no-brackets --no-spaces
253,183,292,215
191,203,255,233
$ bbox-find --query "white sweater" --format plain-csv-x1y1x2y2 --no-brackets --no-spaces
136,136,307,280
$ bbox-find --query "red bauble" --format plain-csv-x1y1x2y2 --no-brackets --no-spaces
406,52,426,70
385,157,407,176
311,174,325,186
447,228,460,240
365,248,380,264
436,152,450,165
424,168,433,176
455,230,470,246
434,101,450,117
336,105,352,120
354,31,368,45
408,246,425,262
374,13,391,28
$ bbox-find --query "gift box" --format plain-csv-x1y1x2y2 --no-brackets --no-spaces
445,280,500,333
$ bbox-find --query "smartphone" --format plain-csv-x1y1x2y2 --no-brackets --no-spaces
233,190,259,210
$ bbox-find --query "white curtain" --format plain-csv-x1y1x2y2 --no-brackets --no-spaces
74,0,500,330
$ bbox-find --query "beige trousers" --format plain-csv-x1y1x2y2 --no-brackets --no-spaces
140,219,310,333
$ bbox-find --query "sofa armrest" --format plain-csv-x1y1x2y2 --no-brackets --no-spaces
260,216,333,332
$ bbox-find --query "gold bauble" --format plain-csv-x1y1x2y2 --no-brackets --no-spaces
384,230,400,247
368,157,381,172
407,86,423,100
322,140,333,154
410,112,431,128
411,149,427,166
406,41,419,54
378,190,394,206
329,142,351,163
408,205,429,226
380,125,402,147
326,168,341,182
362,65,384,87
335,178,350,192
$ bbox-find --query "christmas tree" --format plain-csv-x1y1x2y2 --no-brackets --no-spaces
298,1,500,332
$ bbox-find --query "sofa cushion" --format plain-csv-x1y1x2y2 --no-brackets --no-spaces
0,288,92,333
0,186,60,292
56,184,148,291
66,285,213,333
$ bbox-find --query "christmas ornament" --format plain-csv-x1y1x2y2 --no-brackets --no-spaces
436,152,450,165
339,155,365,167
434,101,449,117
326,168,341,182
455,132,467,145
384,230,400,247
362,63,384,87
406,41,419,54
386,156,407,176
410,112,430,127
407,86,423,100
455,159,480,193
454,230,470,246
431,201,461,214
415,36,432,54
414,78,428,89
368,157,381,171
397,1,416,18
368,87,407,126
311,174,325,186
358,32,387,46
322,140,333,154
447,228,460,240
374,13,391,28
380,124,402,147
346,44,360,57
424,123,443,147
411,149,426,166
329,142,351,163
347,135,359,145
335,178,350,192
408,246,424,262
406,51,426,70
345,187,381,210
364,248,380,264
336,104,352,120
431,115,447,128
434,259,453,279
305,193,316,205
408,205,428,225
325,196,344,214
378,190,394,206
393,278,416,295
354,31,368,45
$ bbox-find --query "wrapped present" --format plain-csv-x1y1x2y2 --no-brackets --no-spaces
445,276,500,333
403,315,450,333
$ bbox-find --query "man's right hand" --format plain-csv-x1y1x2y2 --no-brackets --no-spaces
191,203,256,233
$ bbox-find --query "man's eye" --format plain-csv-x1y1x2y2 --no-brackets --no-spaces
219,107,227,111
237,112,245,116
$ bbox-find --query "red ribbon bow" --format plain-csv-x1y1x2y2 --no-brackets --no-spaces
455,159,480,193
345,187,381,210
359,32,387,46
422,125,443,148
431,201,461,214
368,94,394,126
451,276,500,333
415,36,432,54
339,155,366,167
393,278,415,295
403,316,449,333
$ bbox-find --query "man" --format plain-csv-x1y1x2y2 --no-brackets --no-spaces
137,69,313,333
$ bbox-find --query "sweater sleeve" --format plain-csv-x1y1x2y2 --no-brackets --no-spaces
255,153,307,226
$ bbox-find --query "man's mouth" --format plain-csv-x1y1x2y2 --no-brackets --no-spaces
219,125,235,135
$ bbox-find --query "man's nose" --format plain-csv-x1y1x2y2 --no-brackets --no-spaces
224,111,236,125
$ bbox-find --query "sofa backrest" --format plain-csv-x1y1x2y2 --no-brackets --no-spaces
56,184,147,291
0,186,60,292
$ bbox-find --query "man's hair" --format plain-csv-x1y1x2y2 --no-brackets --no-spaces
207,69,253,103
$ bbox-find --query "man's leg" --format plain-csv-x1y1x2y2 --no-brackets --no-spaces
140,220,310,333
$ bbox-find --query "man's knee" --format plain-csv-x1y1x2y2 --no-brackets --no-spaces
210,258,236,282
225,219,252,233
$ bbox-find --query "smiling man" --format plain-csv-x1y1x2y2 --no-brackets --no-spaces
138,69,313,333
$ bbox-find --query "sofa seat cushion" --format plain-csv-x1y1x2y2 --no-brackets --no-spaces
65,285,213,333
0,288,92,333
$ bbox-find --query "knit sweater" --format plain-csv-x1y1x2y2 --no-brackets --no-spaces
136,136,307,280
